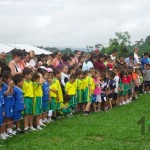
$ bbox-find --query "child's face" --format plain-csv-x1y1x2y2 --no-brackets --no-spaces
95,73,100,78
4,77,12,83
43,73,48,80
18,80,23,88
72,69,76,74
48,77,53,84
62,66,68,74
78,74,83,79
70,78,76,83
25,73,33,80
56,73,61,79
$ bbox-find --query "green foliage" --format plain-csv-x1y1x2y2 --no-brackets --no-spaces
61,48,73,54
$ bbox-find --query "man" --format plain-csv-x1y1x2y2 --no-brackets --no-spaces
125,53,138,68
0,52,7,73
110,49,117,61
141,53,149,70
134,47,140,64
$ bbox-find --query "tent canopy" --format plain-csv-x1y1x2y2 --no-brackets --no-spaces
0,44,52,55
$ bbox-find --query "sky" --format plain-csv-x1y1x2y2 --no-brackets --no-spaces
0,0,150,48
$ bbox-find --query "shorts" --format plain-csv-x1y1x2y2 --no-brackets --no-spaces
50,97,56,111
108,93,114,99
134,86,139,91
101,94,107,102
69,95,76,108
0,108,3,126
24,97,33,115
42,100,49,112
92,94,102,103
144,81,150,88
4,98,14,118
83,87,92,103
33,97,43,115
76,90,84,103
13,111,22,121
113,93,118,100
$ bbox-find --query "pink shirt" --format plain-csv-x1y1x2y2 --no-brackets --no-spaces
93,78,101,95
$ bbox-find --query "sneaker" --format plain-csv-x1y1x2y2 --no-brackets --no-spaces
40,122,46,127
122,101,126,105
0,134,7,140
47,118,55,123
37,126,43,130
42,118,47,123
7,128,16,136
29,126,37,131
3,132,11,138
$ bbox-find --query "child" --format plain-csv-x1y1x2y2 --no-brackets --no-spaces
75,69,84,112
61,65,69,94
65,74,76,112
107,72,116,109
143,64,150,93
2,71,16,135
22,68,36,131
83,70,95,115
138,71,144,95
93,70,102,112
68,65,76,77
0,75,6,140
32,72,43,130
40,69,50,124
13,75,25,133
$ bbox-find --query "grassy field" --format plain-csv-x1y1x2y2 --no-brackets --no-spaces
1,94,150,150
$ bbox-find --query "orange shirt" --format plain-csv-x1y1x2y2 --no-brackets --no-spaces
132,73,138,81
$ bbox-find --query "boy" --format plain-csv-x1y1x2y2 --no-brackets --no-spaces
22,68,35,131
2,71,16,135
143,64,150,93
13,75,25,133
65,74,76,113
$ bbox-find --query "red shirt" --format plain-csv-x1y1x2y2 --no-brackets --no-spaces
122,76,129,84
127,75,132,83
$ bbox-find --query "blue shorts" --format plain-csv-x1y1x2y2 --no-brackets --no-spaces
92,94,97,103
0,108,3,126
42,100,49,112
4,99,14,118
13,111,22,121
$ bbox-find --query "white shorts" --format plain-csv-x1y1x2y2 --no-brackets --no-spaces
96,95,102,103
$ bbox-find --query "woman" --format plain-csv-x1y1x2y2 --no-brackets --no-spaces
116,56,126,67
8,49,23,76
51,51,62,68
37,53,47,67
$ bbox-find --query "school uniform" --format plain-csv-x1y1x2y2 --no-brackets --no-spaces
0,89,4,126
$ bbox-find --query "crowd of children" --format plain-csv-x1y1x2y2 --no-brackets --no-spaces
0,50,150,140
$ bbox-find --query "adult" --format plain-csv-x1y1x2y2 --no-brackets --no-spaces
19,51,30,71
110,49,117,61
47,54,53,66
51,51,62,68
8,49,23,76
0,52,7,73
134,47,140,64
141,53,149,70
72,50,81,64
93,53,106,72
37,53,47,67
29,50,36,67
82,53,93,71
116,56,126,67
124,53,138,68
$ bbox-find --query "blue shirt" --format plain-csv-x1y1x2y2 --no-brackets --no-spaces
141,57,149,69
13,86,24,111
125,57,137,67
42,81,49,101
2,83,14,105
109,80,116,90
0,88,4,108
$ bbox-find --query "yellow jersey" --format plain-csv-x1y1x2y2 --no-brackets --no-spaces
50,82,58,98
22,80,34,97
65,81,76,95
33,82,43,97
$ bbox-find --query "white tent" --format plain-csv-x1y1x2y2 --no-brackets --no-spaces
0,44,52,55
0,44,14,53
8,44,52,55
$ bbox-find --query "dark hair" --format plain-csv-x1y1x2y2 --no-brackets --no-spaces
53,69,60,76
112,49,117,53
12,49,24,59
76,69,83,76
69,74,76,80
62,55,71,63
32,72,40,82
23,68,33,76
1,66,11,73
37,68,48,75
2,71,11,80
83,70,88,76
68,65,76,74
13,75,23,85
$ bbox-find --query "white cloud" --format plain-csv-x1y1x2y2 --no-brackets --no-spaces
0,0,150,48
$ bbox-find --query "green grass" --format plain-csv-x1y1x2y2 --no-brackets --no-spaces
1,94,150,150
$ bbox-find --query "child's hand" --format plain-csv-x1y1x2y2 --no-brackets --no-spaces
8,80,14,87
2,112,5,117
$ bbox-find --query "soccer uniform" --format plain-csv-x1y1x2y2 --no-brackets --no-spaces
33,82,43,115
65,81,76,108
2,83,14,118
122,76,129,96
100,81,107,102
22,81,34,115
0,88,4,126
13,86,24,121
76,79,84,104
42,81,50,112
108,79,116,99
50,81,58,111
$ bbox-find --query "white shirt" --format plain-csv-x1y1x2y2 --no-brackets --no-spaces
82,60,94,71
29,59,36,67
61,72,69,87
114,75,120,93
134,53,140,64
110,54,116,61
